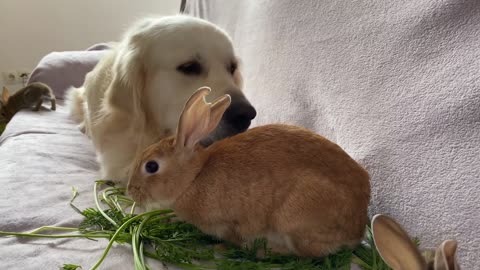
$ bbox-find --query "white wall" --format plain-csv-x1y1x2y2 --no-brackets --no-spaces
0,0,181,92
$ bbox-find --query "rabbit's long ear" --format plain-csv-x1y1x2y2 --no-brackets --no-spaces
2,87,10,103
175,87,211,149
175,87,231,149
372,214,426,270
434,240,459,270
206,94,231,135
175,87,230,149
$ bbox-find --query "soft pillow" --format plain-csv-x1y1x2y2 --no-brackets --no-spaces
27,43,111,99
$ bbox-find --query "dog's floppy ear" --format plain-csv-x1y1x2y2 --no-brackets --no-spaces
107,18,156,125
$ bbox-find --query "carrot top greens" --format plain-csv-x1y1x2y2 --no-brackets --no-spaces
0,180,396,270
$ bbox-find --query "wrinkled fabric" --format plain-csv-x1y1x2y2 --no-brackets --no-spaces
185,0,480,268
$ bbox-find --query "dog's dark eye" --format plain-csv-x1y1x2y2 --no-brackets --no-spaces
177,61,202,75
144,160,159,174
229,62,237,75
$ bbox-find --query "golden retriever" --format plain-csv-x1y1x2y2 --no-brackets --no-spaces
66,15,256,183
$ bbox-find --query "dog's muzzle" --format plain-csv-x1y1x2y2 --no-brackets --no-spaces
201,90,256,146
223,91,257,132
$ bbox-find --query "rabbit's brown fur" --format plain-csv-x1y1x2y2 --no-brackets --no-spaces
128,88,371,257
1,82,55,122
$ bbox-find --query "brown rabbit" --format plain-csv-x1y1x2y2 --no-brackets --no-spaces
0,82,56,122
371,214,460,270
128,87,371,257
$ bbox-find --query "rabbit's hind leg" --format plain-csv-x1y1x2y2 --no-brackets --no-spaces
237,233,293,258
264,233,294,256
290,230,346,257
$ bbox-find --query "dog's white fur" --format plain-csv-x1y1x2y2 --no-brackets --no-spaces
66,15,244,183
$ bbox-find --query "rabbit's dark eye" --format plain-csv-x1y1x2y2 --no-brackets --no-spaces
144,160,159,174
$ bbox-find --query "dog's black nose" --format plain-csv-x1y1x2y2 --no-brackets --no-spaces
200,91,257,147
225,101,257,121
224,98,256,131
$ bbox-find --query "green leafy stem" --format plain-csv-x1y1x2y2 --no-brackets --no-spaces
0,180,396,270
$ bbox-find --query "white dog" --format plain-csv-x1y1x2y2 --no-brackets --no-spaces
67,15,256,183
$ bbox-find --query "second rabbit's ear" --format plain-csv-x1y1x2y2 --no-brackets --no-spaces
372,214,426,270
2,87,10,103
434,240,460,270
175,87,231,150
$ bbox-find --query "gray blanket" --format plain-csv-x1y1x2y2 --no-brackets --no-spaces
185,0,480,268
0,103,170,269
0,48,171,269
1,0,479,269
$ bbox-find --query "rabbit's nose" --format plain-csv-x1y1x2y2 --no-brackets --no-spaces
127,184,140,197
129,190,146,204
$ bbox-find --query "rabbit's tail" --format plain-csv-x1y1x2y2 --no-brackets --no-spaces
65,87,85,123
